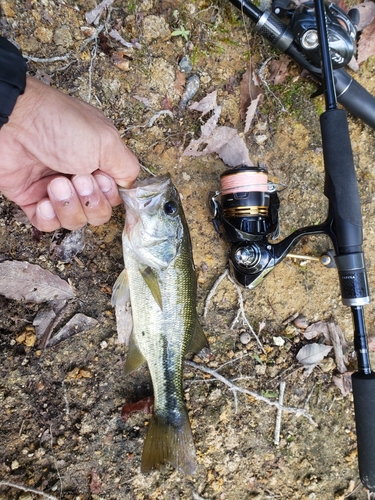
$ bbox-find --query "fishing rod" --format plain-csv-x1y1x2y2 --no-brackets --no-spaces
208,0,375,492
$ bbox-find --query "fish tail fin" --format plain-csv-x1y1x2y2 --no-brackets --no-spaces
141,409,197,475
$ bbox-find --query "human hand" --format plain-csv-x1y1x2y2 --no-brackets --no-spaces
0,76,140,231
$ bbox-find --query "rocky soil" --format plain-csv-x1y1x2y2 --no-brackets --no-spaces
2,0,375,498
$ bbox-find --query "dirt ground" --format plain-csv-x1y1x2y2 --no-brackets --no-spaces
2,0,375,498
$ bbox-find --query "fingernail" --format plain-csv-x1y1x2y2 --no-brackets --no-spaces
73,175,95,196
49,177,73,201
95,174,113,193
38,200,56,220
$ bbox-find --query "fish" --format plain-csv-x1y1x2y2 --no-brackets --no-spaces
111,174,208,474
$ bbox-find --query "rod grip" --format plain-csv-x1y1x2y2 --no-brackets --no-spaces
352,372,375,491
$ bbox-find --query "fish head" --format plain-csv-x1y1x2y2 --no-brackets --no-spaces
119,175,186,269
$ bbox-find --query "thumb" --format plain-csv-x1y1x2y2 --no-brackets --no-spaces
100,131,140,188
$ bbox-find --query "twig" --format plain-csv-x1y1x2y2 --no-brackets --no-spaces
79,24,104,51
0,482,58,500
23,54,71,63
274,381,286,445
258,57,287,113
140,163,157,177
148,110,174,127
327,319,347,374
87,40,97,103
49,424,63,498
186,361,316,425
203,269,229,318
227,274,266,354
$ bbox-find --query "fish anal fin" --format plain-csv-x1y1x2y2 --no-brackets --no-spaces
111,269,130,307
123,333,146,375
141,408,196,475
187,320,209,355
139,266,163,310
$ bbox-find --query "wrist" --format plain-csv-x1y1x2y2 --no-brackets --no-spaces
0,37,27,127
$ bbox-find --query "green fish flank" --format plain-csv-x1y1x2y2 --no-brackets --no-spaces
112,174,208,475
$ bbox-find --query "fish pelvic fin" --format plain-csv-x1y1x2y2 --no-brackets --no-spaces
141,408,197,475
139,265,163,310
187,319,209,355
111,269,130,307
123,332,146,375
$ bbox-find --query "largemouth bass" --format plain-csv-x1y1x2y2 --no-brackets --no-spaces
111,174,207,474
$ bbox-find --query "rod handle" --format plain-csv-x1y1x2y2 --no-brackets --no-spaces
352,372,375,491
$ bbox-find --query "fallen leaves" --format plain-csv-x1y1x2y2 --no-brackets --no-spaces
0,260,74,303
296,343,333,372
183,91,254,167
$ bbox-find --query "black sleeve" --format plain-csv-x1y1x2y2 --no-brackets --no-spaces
0,36,27,127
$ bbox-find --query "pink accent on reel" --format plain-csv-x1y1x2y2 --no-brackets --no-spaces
221,171,268,195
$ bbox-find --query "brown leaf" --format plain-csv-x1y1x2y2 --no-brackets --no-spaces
90,470,102,494
112,51,131,71
46,313,98,348
357,18,375,65
355,1,375,31
0,261,74,303
240,64,262,121
268,55,291,85
174,70,186,95
121,396,154,423
244,94,262,133
303,321,329,341
183,126,253,167
85,0,115,25
189,90,218,116
333,371,353,397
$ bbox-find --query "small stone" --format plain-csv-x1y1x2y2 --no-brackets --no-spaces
273,336,285,347
293,315,309,329
11,459,19,470
142,15,171,43
34,27,53,43
240,332,251,345
54,27,73,48
179,55,192,73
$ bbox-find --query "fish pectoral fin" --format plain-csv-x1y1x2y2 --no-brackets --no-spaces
139,265,163,310
111,269,130,307
123,333,146,375
187,319,209,355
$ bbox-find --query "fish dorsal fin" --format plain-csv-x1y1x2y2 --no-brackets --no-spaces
111,269,130,307
139,265,163,310
123,332,146,375
187,319,209,355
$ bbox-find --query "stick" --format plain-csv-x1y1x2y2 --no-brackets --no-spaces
203,269,229,318
0,482,58,500
186,361,316,425
23,54,71,63
274,381,286,445
227,274,266,354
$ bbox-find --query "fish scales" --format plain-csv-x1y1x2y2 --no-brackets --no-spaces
112,174,208,474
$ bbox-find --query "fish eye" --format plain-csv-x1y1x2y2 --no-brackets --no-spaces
164,200,178,216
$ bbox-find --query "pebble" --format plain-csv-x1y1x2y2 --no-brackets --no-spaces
142,15,171,43
54,26,73,48
179,55,193,74
294,314,309,329
240,332,251,344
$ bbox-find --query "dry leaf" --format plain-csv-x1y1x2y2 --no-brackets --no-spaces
188,90,218,116
112,51,131,71
244,94,262,133
85,0,115,25
183,126,253,167
90,470,102,495
239,64,262,121
296,343,333,371
268,55,291,85
47,313,98,347
368,336,375,351
333,371,353,397
109,29,133,49
355,1,375,31
303,321,329,341
0,261,74,303
52,227,85,263
357,18,375,65
174,70,187,95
